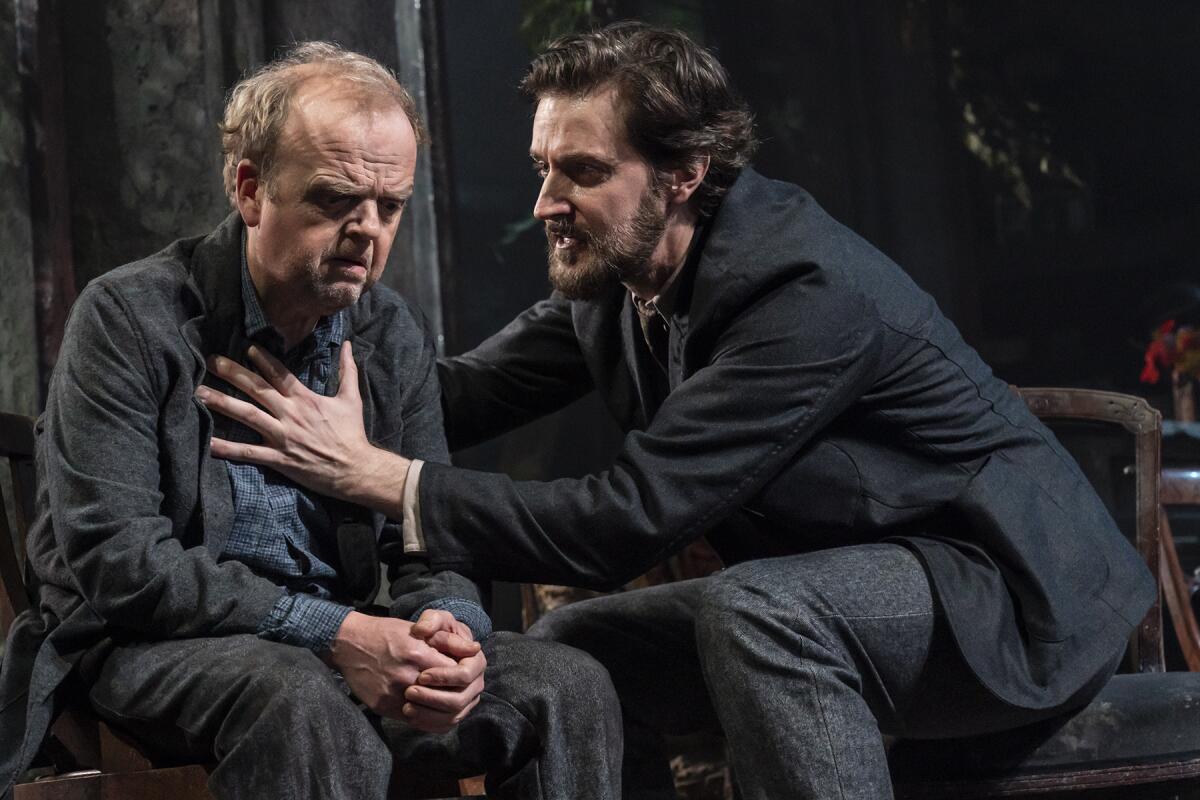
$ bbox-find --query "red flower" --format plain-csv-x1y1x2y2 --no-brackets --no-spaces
1139,319,1200,384
1142,339,1169,384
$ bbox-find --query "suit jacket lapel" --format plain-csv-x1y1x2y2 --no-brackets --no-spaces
570,287,647,431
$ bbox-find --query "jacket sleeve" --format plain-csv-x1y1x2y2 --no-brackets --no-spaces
378,301,491,638
437,292,594,451
418,268,885,589
38,282,284,640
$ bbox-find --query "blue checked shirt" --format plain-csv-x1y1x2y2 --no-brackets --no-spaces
220,254,353,652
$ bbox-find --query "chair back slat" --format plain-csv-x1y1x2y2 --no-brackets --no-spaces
0,412,37,631
1015,388,1163,673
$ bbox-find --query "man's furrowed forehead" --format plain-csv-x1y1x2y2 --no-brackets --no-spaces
305,169,413,198
279,136,415,195
274,89,416,193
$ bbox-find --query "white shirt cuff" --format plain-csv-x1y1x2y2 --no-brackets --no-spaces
401,459,426,553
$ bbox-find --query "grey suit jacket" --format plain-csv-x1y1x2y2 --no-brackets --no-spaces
425,169,1154,711
0,214,478,794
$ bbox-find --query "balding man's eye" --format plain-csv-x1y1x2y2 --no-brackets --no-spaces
315,192,352,212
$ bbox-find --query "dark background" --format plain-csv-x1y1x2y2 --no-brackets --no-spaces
443,0,1200,400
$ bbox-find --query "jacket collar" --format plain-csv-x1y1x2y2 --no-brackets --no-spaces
180,212,250,374
687,168,776,333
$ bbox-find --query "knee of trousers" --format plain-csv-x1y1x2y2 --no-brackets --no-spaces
696,561,782,628
491,632,620,720
525,600,603,651
694,562,833,674
220,646,387,763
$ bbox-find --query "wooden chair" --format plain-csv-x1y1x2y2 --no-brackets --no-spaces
889,388,1200,799
3,412,206,798
1158,468,1200,672
0,412,483,799
1159,367,1200,672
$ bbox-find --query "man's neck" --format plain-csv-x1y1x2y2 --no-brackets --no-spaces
253,283,320,352
265,307,320,352
624,213,699,302
245,235,320,351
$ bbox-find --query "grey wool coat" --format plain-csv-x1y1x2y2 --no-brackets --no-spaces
424,169,1155,712
0,214,480,795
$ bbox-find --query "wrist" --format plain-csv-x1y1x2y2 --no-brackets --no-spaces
258,593,352,654
338,445,409,516
327,610,368,665
411,598,492,642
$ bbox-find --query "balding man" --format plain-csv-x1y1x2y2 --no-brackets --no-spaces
0,43,620,800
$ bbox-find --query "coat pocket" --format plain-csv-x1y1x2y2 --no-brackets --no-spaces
951,453,1112,644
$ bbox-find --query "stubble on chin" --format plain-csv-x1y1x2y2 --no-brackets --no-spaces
317,284,364,310
307,260,369,312
546,243,621,301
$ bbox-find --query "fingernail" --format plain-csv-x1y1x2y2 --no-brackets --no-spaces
195,387,209,400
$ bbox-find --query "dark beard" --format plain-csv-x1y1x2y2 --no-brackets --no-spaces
546,186,668,301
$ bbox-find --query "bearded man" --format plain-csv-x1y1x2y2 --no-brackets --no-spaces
0,42,621,800
203,23,1153,799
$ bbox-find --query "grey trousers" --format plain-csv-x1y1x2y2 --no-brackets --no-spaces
84,630,622,800
528,543,1119,800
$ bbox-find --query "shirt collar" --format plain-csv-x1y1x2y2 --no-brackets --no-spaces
631,223,705,320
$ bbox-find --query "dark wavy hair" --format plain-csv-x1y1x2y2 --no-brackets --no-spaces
521,22,757,218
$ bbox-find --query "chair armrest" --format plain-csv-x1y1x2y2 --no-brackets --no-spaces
1161,468,1200,505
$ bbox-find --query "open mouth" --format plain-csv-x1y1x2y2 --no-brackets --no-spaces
547,224,585,251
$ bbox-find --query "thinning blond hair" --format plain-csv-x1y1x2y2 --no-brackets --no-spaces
219,41,425,204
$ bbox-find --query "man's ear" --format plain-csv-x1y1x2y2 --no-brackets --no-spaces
667,155,710,206
234,159,265,227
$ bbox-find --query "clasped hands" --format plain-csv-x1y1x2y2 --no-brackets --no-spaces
330,608,486,734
